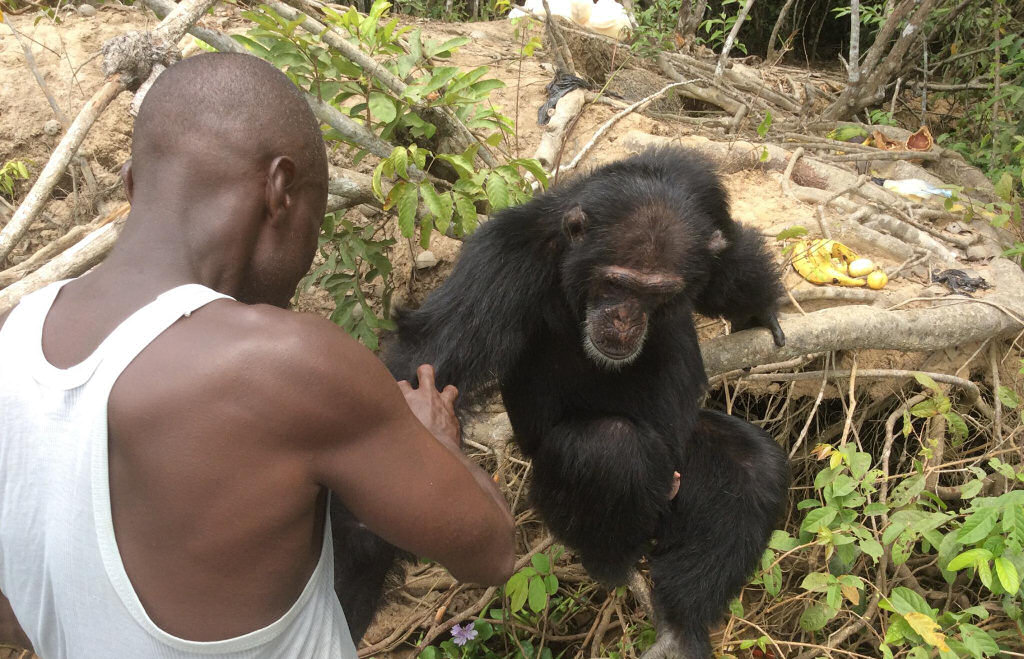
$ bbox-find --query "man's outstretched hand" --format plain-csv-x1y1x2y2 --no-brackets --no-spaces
397,364,460,450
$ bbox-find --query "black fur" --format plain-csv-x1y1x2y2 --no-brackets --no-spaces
380,147,789,657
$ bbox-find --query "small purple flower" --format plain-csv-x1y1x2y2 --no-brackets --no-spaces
450,623,478,647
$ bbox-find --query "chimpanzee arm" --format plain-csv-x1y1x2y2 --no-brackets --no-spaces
385,200,563,394
694,221,786,347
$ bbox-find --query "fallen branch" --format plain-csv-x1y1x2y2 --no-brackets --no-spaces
701,259,1024,377
0,0,220,266
0,218,126,315
534,88,586,171
559,81,695,174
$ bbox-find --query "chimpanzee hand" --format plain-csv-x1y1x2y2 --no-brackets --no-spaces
397,364,461,450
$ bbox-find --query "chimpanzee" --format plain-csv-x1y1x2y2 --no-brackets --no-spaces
383,146,790,658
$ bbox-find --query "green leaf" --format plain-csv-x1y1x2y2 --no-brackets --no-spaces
798,602,836,631
768,530,799,551
544,573,558,595
531,552,551,574
859,537,884,562
890,474,925,507
997,385,1020,409
944,412,968,440
395,181,419,237
527,576,547,613
455,195,478,234
776,225,808,240
958,506,999,544
485,174,510,211
831,474,858,497
368,92,398,123
994,556,1020,594
801,506,838,534
910,398,939,418
864,502,889,515
960,623,1000,657
757,111,773,138
800,572,832,592
390,146,409,180
729,598,744,617
888,586,933,616
994,172,1014,202
947,548,993,571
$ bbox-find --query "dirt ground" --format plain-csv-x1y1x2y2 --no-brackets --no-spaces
1,5,1013,657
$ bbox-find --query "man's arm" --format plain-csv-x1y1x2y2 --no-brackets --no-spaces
278,313,516,586
0,590,32,651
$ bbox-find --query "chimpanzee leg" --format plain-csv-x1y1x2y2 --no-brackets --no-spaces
642,410,788,659
528,416,675,587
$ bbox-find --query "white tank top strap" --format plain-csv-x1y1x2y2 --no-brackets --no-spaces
17,282,232,391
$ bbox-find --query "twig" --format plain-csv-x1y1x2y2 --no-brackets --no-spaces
989,344,1003,445
780,146,803,198
839,356,857,445
559,81,694,173
714,0,755,81
0,0,222,266
821,150,939,162
6,20,69,126
790,355,831,458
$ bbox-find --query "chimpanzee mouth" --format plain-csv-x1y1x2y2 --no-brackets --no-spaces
582,327,647,370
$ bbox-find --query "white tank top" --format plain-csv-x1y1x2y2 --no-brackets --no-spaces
0,281,357,658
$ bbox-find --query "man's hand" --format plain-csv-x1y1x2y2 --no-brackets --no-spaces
397,364,460,450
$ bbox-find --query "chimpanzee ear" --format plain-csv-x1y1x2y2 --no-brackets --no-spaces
562,206,587,244
708,229,729,255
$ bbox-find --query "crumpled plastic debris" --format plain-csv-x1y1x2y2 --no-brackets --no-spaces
932,269,991,295
538,72,589,125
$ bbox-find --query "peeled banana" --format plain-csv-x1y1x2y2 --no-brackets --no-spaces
791,239,868,287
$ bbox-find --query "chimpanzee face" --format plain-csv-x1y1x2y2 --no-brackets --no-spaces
561,205,728,370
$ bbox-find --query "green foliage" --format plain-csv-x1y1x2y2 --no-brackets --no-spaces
299,212,396,349
417,546,573,659
747,373,1024,657
505,545,562,616
235,0,543,345
630,0,683,55
698,0,747,55
0,159,29,200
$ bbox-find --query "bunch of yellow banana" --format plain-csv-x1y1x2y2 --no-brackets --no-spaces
791,239,888,289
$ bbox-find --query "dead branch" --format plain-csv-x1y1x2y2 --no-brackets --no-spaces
534,88,586,170
658,54,746,116
702,259,1024,378
0,218,126,315
0,0,220,266
559,82,695,174
714,0,755,81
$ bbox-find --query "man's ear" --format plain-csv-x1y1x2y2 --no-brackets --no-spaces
266,156,297,225
121,159,134,204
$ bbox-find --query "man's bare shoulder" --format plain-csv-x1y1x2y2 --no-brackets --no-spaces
128,299,402,447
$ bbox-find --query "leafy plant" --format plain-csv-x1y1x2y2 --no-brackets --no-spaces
0,159,29,199
698,0,747,55
234,0,544,345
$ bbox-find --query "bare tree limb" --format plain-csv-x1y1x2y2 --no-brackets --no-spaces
702,260,1024,377
0,0,221,266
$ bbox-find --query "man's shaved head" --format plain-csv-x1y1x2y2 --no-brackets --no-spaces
132,52,327,188
123,52,330,308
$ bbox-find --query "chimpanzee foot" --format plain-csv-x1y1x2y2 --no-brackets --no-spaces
639,631,688,659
